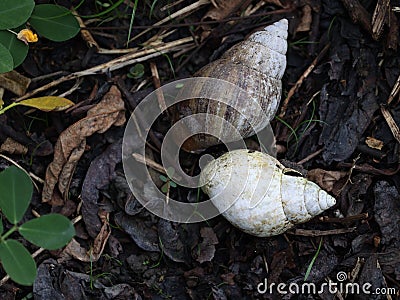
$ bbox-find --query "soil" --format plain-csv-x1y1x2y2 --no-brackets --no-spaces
0,0,400,299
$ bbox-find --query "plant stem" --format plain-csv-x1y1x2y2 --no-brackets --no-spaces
0,102,21,115
0,225,18,241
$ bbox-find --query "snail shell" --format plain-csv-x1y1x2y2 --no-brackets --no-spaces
174,19,288,152
200,149,336,237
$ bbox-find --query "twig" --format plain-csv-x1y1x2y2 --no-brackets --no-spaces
129,0,210,42
340,0,372,34
372,0,390,40
150,62,168,114
297,148,323,164
278,43,330,118
288,227,357,237
15,37,194,101
387,74,400,105
381,106,400,144
319,213,369,223
72,7,99,51
131,153,166,174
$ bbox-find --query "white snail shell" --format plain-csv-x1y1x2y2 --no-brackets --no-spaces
174,19,288,152
200,150,336,237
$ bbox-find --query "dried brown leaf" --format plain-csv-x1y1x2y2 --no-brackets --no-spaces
295,5,312,33
0,137,28,155
202,0,245,21
42,85,125,203
59,218,111,263
0,70,31,96
365,136,384,150
196,227,218,263
307,168,347,192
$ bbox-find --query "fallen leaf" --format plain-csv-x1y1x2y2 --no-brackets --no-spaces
114,212,160,252
0,137,28,155
19,96,75,112
81,139,122,238
196,227,218,263
365,136,384,150
42,85,125,203
295,5,312,34
59,215,111,263
0,70,31,96
202,0,244,21
307,168,347,192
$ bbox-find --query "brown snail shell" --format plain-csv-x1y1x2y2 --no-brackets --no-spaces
200,149,336,237
174,19,288,152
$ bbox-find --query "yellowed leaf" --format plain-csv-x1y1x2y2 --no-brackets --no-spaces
19,96,75,112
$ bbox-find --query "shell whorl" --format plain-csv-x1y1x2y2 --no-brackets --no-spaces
174,19,288,152
221,18,288,79
200,150,336,237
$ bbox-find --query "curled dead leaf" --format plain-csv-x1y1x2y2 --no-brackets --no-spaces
42,86,125,203
307,168,347,192
59,216,111,263
0,137,28,155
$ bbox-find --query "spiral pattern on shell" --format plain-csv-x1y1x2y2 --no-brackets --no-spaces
200,149,336,237
174,19,288,152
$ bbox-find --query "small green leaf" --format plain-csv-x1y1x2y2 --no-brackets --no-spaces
127,64,144,79
0,0,35,30
0,166,32,224
29,4,80,42
19,96,75,112
0,239,37,286
166,167,175,176
161,183,168,193
169,181,177,188
0,30,28,68
19,214,75,250
159,175,168,182
0,43,13,73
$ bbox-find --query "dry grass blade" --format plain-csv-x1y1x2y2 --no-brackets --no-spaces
381,106,400,144
372,0,390,40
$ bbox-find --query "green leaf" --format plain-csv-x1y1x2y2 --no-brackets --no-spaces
0,166,32,224
29,4,80,42
0,30,28,68
19,214,75,250
0,0,35,30
159,175,168,182
0,239,36,285
161,183,168,193
169,181,177,188
19,96,75,112
127,64,144,79
0,43,13,73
